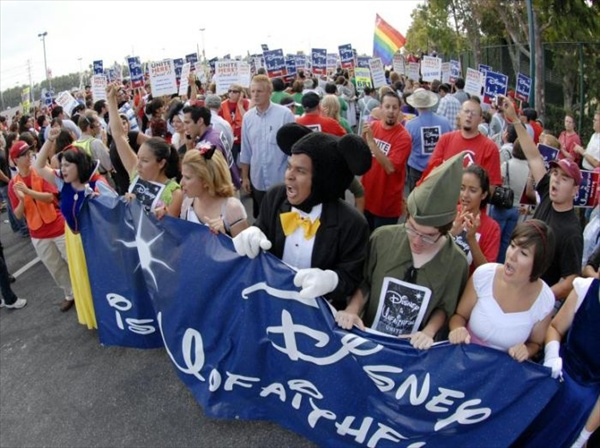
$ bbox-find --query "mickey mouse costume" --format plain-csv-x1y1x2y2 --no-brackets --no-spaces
233,123,372,309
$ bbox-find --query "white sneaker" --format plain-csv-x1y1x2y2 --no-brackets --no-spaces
1,298,27,309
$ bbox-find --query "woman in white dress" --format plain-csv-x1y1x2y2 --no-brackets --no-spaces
448,219,556,362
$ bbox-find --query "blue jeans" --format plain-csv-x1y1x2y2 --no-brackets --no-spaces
489,205,519,263
0,185,28,236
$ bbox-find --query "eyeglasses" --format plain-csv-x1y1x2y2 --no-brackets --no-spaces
461,109,480,117
405,222,442,245
228,90,240,94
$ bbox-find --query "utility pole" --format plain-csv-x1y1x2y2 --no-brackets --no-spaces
38,32,51,92
27,59,33,105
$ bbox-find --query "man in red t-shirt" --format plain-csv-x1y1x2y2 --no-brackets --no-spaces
421,98,501,189
361,92,412,231
7,141,74,311
296,92,346,137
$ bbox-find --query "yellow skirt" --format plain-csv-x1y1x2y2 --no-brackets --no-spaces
65,225,97,330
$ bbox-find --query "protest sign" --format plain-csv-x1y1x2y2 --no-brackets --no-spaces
239,62,251,88
575,170,600,207
215,60,240,95
420,56,442,82
407,62,420,82
357,56,371,69
464,68,483,97
311,48,327,76
92,74,107,101
354,67,372,93
369,58,387,89
516,73,532,102
77,196,560,448
55,90,79,116
392,52,406,75
263,49,287,78
127,56,144,88
186,52,199,71
326,53,339,72
537,144,560,169
148,59,178,97
338,44,354,69
178,63,191,97
450,60,461,83
441,62,451,84
93,60,103,75
483,70,508,104
173,58,185,84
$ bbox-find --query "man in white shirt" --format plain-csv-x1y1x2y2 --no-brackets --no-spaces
575,111,600,170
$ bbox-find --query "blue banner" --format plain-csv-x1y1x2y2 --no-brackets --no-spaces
516,73,532,103
127,56,144,88
339,44,354,69
483,70,508,104
93,60,103,75
78,197,559,447
311,48,327,75
263,49,286,78
285,55,297,79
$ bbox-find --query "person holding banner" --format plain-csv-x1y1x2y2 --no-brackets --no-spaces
106,83,182,218
34,129,113,329
233,123,371,310
500,95,582,303
336,152,469,349
515,276,600,448
179,147,248,237
449,219,555,361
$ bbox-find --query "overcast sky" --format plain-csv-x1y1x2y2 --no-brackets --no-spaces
0,0,422,91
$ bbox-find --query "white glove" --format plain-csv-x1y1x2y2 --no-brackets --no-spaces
294,268,339,300
543,340,563,379
232,227,272,259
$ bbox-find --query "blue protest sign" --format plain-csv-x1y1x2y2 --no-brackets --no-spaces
516,73,532,102
450,60,461,83
478,64,491,74
483,70,508,103
186,53,199,72
285,55,297,79
339,44,354,69
537,144,560,169
127,56,144,88
261,44,269,52
77,197,560,447
357,56,371,69
575,170,599,207
311,48,327,75
263,49,287,78
93,60,103,75
173,58,185,82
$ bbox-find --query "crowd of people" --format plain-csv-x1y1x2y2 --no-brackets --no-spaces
0,64,599,446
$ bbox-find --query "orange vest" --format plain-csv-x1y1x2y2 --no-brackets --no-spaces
14,169,58,231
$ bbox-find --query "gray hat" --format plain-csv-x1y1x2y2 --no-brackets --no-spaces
406,152,465,227
205,94,222,110
406,88,439,109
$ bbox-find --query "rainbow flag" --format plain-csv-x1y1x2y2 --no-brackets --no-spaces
373,14,406,66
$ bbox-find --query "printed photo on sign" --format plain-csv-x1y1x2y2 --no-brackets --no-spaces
372,277,431,336
421,126,441,155
538,144,559,169
128,176,166,212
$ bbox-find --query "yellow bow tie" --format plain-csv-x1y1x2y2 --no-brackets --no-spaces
280,211,321,240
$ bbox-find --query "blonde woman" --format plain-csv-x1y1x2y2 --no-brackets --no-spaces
321,94,352,134
180,146,249,237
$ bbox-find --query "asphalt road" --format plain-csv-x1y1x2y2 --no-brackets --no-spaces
0,203,315,448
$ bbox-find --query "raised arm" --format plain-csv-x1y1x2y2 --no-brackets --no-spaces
499,96,546,184
106,83,138,178
34,126,60,187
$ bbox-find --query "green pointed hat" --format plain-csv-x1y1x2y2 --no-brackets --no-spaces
406,152,465,227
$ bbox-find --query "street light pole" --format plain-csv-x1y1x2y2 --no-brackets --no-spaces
37,31,51,92
199,28,206,62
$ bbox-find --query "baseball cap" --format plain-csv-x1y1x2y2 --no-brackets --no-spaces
549,159,582,186
9,141,31,161
301,92,320,110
